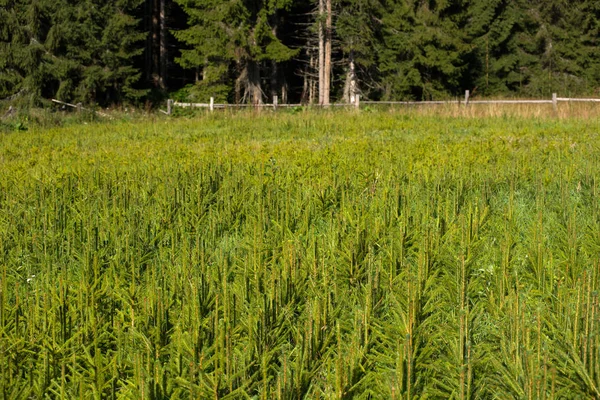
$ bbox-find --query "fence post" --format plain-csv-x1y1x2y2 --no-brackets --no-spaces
355,94,360,110
167,99,173,115
210,97,214,112
76,102,83,113
273,96,278,111
464,90,470,106
552,93,558,112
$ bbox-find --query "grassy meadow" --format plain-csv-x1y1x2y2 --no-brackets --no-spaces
1,109,600,398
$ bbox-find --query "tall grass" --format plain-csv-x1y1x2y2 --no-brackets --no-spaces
0,111,599,398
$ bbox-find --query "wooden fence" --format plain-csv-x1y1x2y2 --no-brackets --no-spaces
164,91,600,115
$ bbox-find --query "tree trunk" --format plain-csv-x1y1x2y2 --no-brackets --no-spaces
302,56,309,103
343,50,356,103
159,0,167,89
247,61,262,105
241,60,263,105
281,78,288,104
318,0,325,105
270,21,280,102
235,60,244,103
145,0,152,82
152,0,160,87
323,0,332,106
271,60,278,101
303,51,316,104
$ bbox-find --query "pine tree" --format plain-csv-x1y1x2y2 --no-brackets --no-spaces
525,0,600,96
578,0,600,94
0,0,145,105
174,0,297,103
244,0,298,104
466,0,536,96
102,0,148,102
379,0,473,100
0,0,53,104
173,0,244,102
336,0,384,101
0,0,20,99
46,0,147,104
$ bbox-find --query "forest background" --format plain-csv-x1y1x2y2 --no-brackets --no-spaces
1,0,599,107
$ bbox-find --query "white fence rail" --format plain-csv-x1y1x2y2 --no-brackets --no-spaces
165,91,600,115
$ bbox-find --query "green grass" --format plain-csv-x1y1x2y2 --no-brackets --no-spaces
1,111,599,399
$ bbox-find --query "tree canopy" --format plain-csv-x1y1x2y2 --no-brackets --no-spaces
1,0,598,105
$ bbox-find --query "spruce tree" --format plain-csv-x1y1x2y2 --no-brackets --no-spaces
466,0,536,96
336,0,385,101
0,0,54,104
173,0,244,102
579,0,600,94
0,0,145,105
378,0,473,100
525,0,600,96
174,0,297,103
46,0,146,104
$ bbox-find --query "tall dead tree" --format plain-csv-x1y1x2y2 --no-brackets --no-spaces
301,47,318,104
343,49,357,103
148,0,167,89
318,0,325,105
160,0,167,89
152,0,160,86
270,20,281,103
323,0,332,106
317,0,332,106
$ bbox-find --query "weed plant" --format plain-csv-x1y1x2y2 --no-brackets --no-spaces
0,111,599,398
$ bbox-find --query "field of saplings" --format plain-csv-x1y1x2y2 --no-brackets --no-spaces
0,111,599,399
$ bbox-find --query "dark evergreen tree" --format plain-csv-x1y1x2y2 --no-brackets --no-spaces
173,0,297,103
47,0,147,104
4,0,600,105
379,0,473,100
173,0,246,102
0,0,146,105
335,0,385,101
524,0,600,96
578,0,600,95
466,0,536,96
0,0,53,104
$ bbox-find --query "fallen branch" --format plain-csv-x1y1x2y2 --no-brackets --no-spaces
51,99,112,118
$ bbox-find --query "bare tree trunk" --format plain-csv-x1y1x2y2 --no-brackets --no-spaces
303,51,315,104
159,0,167,89
311,55,317,104
350,51,356,103
152,0,160,87
247,61,262,105
145,0,152,82
235,61,245,103
323,0,332,106
343,49,356,103
310,52,317,104
302,57,309,103
282,78,288,104
270,22,280,102
271,60,278,101
318,0,325,105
